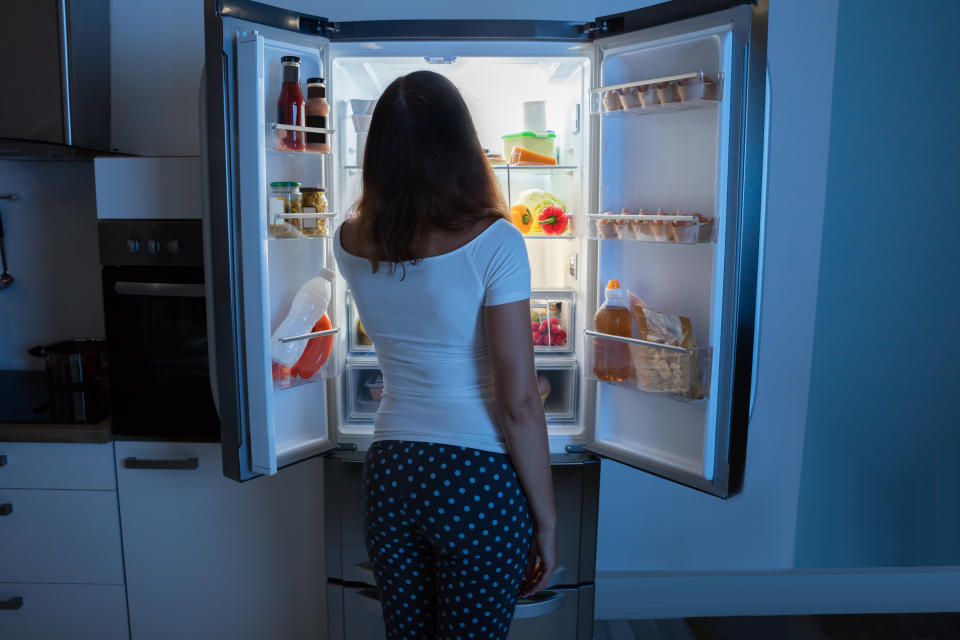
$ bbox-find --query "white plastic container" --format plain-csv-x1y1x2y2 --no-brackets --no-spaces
522,101,547,132
270,269,334,367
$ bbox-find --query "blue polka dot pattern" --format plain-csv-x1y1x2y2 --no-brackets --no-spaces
363,440,533,640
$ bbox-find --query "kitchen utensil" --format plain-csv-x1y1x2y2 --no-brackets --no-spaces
350,99,377,115
28,339,107,387
522,100,547,132
0,206,13,289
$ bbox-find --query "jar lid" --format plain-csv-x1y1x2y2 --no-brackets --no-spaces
270,181,301,188
301,187,326,192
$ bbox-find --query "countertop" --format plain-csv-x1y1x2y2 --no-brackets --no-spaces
0,418,112,444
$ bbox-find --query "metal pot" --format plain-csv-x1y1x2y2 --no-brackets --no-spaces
28,339,107,388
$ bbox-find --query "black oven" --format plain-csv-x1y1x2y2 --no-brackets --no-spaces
99,220,219,440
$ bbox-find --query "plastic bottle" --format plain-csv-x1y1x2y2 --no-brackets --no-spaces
270,269,334,367
593,280,633,382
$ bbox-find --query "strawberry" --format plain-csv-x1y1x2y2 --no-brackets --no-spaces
550,317,560,326
551,332,566,346
531,321,539,332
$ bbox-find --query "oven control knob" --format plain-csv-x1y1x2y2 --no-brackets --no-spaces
125,239,141,254
146,239,161,254
165,239,182,255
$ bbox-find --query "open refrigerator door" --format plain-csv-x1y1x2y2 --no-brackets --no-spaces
205,8,342,480
584,3,765,497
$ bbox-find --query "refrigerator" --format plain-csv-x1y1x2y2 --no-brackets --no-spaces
201,0,767,637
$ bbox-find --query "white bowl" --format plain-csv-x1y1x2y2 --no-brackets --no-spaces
350,99,377,115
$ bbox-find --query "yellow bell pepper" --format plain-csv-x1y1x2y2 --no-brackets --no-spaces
509,204,533,234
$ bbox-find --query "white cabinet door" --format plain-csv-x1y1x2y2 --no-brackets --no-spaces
0,583,128,640
115,441,326,640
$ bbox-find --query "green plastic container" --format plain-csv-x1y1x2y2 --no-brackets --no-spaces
501,131,556,161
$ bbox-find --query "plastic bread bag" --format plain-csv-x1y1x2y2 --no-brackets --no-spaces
626,291,703,399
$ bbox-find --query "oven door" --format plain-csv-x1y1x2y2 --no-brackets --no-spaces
102,265,219,440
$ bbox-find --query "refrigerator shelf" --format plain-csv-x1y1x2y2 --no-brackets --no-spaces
584,329,711,403
590,71,724,115
268,212,337,239
587,213,715,244
271,123,335,154
272,327,343,391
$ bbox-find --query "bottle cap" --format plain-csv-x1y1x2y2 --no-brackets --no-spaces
306,77,324,84
280,56,301,64
607,280,620,289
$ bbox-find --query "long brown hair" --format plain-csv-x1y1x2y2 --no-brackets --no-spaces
354,70,506,275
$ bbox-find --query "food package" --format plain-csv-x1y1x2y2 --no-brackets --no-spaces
626,291,703,399
530,301,568,348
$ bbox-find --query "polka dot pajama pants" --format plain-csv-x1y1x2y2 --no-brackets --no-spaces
363,440,534,640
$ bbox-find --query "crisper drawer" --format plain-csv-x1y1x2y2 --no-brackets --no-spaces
0,442,116,490
324,456,599,586
0,583,128,640
329,583,593,640
344,362,381,421
0,488,124,584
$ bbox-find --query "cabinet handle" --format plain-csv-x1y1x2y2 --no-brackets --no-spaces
0,454,7,467
0,504,11,516
0,596,23,610
123,457,199,470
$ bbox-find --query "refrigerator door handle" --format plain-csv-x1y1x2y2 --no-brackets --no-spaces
513,590,564,618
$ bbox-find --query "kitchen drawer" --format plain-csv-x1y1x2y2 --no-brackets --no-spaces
0,442,116,490
325,456,599,585
0,583,128,640
0,489,124,584
329,583,593,640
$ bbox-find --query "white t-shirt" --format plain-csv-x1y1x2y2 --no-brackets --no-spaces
334,218,531,453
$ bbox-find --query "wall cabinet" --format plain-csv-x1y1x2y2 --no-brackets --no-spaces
115,441,326,640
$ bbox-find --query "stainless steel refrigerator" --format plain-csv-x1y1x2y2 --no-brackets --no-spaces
201,0,767,637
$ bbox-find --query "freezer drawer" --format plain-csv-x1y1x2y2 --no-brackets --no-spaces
327,583,594,640
324,454,599,585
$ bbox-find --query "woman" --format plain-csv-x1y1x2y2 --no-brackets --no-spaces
334,70,557,640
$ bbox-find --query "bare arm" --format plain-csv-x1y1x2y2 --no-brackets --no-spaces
484,299,557,595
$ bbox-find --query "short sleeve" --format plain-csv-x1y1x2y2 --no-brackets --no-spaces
481,221,531,307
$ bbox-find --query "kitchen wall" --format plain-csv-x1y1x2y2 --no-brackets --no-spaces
793,0,960,568
0,161,105,370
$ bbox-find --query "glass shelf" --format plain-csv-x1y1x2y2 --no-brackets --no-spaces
343,164,580,174
587,213,714,244
584,329,711,403
271,123,335,154
272,326,342,390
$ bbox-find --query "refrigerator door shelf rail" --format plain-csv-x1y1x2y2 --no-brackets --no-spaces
590,71,724,115
585,330,712,403
587,213,715,244
271,123,336,153
278,326,340,344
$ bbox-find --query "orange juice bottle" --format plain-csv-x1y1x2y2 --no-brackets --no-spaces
593,280,633,382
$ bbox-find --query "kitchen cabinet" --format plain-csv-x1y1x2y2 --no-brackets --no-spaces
0,442,126,640
115,441,326,640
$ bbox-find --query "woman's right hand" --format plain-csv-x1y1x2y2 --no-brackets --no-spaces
519,522,557,597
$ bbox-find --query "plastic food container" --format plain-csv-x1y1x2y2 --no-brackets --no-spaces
501,131,556,159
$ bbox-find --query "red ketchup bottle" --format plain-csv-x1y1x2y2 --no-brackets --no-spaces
277,56,306,150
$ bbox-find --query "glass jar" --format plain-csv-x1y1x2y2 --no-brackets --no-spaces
301,187,328,237
268,181,303,236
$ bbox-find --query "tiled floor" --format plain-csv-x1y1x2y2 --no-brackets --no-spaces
596,613,960,639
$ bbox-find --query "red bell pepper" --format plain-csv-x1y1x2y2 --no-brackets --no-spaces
538,206,569,235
